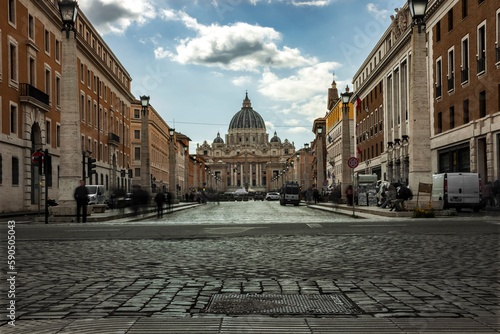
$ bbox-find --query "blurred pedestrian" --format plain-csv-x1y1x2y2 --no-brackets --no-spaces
483,182,493,207
154,191,166,218
493,180,500,207
74,180,88,223
345,185,354,206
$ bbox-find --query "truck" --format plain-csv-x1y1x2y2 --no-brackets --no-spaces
432,173,482,212
280,181,300,206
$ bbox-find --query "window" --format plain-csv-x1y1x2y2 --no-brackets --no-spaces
134,109,140,118
87,97,91,125
80,63,84,83
436,21,441,42
436,59,442,98
56,125,60,147
462,0,468,19
134,130,140,139
0,155,2,184
12,157,19,186
477,23,486,74
8,40,18,84
29,57,36,85
45,67,51,98
10,103,17,134
497,10,500,63
80,93,85,122
46,120,51,144
461,37,469,83
463,99,469,123
55,75,61,107
87,69,91,88
8,0,16,25
135,168,140,177
55,40,60,62
437,112,442,134
448,9,453,32
44,30,50,54
448,48,454,91
28,14,35,39
134,147,140,160
479,90,486,118
450,106,455,129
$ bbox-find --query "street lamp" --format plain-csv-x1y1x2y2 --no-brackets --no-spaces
58,0,78,38
340,87,353,204
409,0,428,33
169,128,175,196
139,96,151,194
184,146,188,199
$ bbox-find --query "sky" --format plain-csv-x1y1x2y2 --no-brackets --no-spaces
78,0,406,152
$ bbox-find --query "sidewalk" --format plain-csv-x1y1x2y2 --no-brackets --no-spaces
2,316,499,333
1,202,200,224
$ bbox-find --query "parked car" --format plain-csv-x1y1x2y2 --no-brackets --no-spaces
253,192,266,201
265,192,280,201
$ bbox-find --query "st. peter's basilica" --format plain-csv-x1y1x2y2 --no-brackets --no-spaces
196,93,295,192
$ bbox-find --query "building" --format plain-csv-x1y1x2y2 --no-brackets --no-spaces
196,93,295,192
324,81,355,196
427,0,500,183
0,0,133,213
352,5,411,185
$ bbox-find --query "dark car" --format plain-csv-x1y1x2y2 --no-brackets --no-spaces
253,192,266,201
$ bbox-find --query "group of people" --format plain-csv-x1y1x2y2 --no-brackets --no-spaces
377,183,413,211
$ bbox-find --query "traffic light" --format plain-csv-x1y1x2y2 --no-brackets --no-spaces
34,155,43,175
87,156,97,176
120,169,125,178
44,152,52,185
202,187,205,192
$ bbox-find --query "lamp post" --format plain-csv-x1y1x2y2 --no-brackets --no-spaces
341,88,353,200
304,143,310,189
139,95,152,194
316,126,324,191
169,128,176,196
193,156,197,193
57,0,81,208
408,0,431,195
184,146,188,199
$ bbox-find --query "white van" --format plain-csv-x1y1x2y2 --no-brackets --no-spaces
432,173,482,212
86,185,106,205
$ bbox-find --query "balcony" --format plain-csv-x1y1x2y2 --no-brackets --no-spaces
477,57,485,74
447,75,454,92
461,68,469,84
436,84,442,99
19,83,50,112
108,132,120,146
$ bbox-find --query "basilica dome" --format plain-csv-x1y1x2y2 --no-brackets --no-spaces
270,131,281,143
213,132,224,144
228,93,266,130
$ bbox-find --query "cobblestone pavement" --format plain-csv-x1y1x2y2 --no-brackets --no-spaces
1,202,499,332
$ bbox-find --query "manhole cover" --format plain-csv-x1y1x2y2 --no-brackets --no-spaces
205,294,363,315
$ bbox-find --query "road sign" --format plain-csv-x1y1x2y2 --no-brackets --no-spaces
347,157,358,169
31,151,44,164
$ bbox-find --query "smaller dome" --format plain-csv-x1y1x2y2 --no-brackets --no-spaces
270,131,281,143
213,132,224,144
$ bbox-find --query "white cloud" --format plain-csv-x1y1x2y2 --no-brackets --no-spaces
367,3,389,21
157,10,315,71
258,62,340,102
232,76,252,86
78,0,156,34
291,1,330,6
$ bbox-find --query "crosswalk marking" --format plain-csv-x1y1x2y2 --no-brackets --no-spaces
307,223,322,228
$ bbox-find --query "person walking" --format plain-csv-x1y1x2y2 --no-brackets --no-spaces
154,191,166,218
345,185,354,206
74,180,89,223
483,182,493,207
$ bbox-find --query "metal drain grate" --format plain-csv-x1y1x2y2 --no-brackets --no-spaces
205,294,363,315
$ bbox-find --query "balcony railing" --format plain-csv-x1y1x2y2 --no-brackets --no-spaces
436,84,442,98
461,68,469,83
447,75,454,91
477,57,485,74
108,132,120,146
20,83,50,108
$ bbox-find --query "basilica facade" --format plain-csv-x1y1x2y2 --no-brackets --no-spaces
196,93,295,192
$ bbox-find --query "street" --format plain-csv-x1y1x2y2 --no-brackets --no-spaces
1,201,499,333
